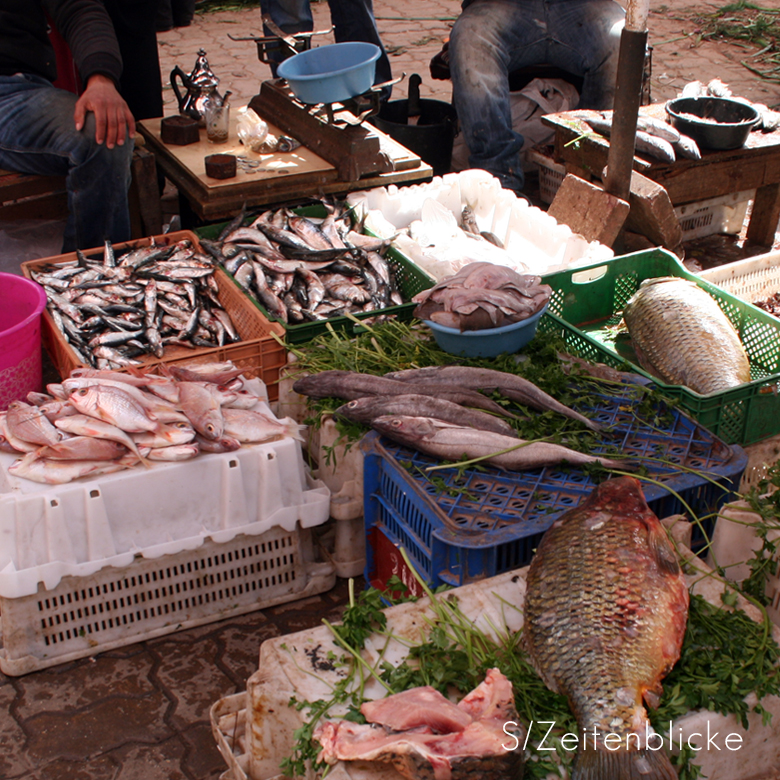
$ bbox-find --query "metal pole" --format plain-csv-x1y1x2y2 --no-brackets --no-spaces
603,27,649,202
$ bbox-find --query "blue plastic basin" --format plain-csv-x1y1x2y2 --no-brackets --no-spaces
424,304,548,358
277,42,380,105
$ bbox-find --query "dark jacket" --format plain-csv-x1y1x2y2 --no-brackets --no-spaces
0,0,122,84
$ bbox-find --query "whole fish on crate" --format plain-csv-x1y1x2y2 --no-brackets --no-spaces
29,239,242,370
524,476,689,780
200,201,404,325
0,362,304,484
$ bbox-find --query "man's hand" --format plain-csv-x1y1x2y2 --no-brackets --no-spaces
74,74,136,149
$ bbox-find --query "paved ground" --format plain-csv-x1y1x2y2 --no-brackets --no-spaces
2,3,780,780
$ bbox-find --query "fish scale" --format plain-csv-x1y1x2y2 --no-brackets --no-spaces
523,477,688,780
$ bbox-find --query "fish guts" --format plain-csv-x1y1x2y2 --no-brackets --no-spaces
623,277,751,395
523,477,689,780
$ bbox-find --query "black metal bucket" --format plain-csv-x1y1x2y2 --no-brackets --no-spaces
371,74,458,177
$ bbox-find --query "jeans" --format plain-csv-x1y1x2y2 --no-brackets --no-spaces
449,0,625,193
261,0,393,99
0,74,133,252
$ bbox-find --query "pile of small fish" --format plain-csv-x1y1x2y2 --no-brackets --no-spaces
199,201,404,325
582,109,701,163
293,366,632,472
412,261,552,331
753,291,780,317
0,362,303,484
29,238,241,370
623,277,751,395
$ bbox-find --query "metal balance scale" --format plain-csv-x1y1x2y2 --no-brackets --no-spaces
230,19,405,182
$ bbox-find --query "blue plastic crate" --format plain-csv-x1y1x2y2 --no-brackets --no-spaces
362,390,747,591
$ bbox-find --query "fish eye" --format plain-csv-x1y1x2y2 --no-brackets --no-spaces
77,388,88,396
206,424,215,433
391,420,401,428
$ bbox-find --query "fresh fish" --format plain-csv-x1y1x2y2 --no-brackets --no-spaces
177,382,224,439
386,365,602,432
5,400,62,445
54,414,150,466
372,415,629,471
0,414,41,452
292,370,521,420
523,476,689,780
131,421,195,448
222,408,304,443
584,115,676,163
194,433,241,453
635,115,681,143
34,436,128,461
335,394,518,437
314,669,523,780
673,134,701,160
145,443,200,461
623,277,751,394
68,384,159,433
8,451,136,484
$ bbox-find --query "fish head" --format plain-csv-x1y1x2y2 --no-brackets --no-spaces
371,415,438,445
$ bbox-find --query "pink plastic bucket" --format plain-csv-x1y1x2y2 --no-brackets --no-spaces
0,273,48,411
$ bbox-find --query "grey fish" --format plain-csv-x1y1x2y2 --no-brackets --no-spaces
371,415,629,471
335,394,518,437
385,366,602,432
293,370,521,420
623,277,751,394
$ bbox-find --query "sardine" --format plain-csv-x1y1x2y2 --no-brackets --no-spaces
524,477,689,780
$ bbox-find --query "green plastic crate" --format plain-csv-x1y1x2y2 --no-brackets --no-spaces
197,204,435,345
538,248,780,446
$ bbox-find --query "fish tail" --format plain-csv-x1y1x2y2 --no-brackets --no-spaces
573,747,677,780
284,417,306,442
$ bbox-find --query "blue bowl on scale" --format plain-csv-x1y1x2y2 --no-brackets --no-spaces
277,42,381,105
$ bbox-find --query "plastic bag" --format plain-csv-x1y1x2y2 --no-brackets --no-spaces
236,106,269,153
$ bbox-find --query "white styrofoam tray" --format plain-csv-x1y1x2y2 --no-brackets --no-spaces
211,544,780,780
346,169,614,281
0,399,331,600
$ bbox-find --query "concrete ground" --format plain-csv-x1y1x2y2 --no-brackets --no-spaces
2,2,780,779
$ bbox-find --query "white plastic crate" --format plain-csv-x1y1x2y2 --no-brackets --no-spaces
699,249,780,304
210,554,780,780
526,148,566,204
0,525,335,676
707,499,780,627
0,404,334,674
673,189,754,241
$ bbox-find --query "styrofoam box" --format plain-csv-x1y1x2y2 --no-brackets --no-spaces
673,189,754,241
210,547,780,780
276,367,365,579
707,499,780,627
346,169,614,281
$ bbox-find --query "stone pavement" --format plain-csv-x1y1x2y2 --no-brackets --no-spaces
3,4,780,780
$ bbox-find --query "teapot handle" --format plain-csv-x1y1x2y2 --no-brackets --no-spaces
170,66,191,114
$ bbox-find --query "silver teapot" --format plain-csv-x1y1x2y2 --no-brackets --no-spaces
170,49,223,124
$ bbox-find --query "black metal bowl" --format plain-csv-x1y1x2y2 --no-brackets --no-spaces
665,96,760,151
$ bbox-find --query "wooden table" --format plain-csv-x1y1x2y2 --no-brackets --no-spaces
542,104,780,246
138,112,433,227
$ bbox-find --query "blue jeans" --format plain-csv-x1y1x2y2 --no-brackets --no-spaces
450,0,625,193
0,74,133,252
261,0,393,99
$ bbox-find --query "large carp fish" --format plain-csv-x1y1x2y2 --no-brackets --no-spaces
623,277,751,395
523,476,689,780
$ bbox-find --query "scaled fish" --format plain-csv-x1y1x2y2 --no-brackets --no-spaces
523,476,689,780
623,277,751,394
